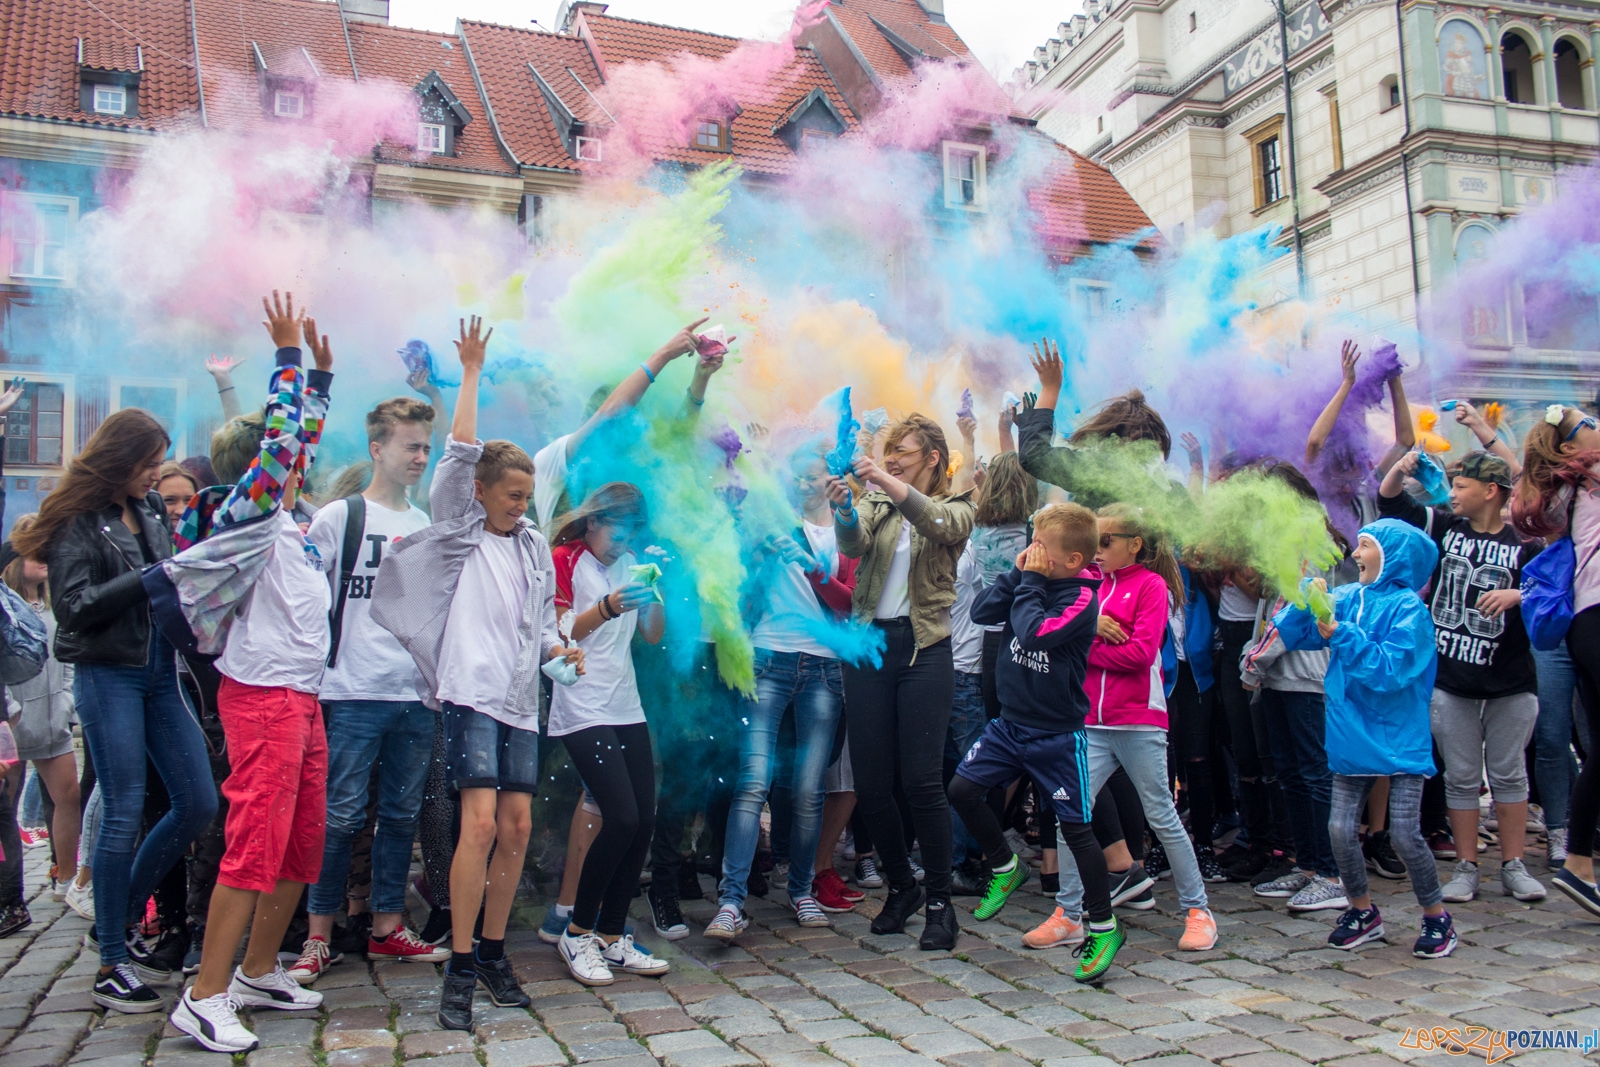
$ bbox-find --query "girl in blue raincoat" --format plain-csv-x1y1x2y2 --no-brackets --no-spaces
1275,518,1458,960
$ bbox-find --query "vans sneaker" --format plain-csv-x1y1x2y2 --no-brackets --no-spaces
92,962,163,1014
170,988,257,1052
1552,868,1600,918
647,886,690,941
854,857,884,889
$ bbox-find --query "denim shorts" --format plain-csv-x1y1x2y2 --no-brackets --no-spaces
442,703,539,793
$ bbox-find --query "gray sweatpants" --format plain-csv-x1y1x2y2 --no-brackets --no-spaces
1428,689,1539,809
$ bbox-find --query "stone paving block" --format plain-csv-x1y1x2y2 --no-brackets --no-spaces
738,1033,816,1057
1135,1022,1226,1042
324,1007,392,1031
1302,1018,1381,1041
406,1056,480,1067
661,1047,762,1067
8,1051,73,1067
570,1039,656,1062
793,1020,872,1043
651,1030,737,1055
323,1029,399,1052
547,1004,618,1026
1183,1035,1272,1062
624,1008,703,1035
1014,1008,1086,1032
1318,1056,1405,1067
897,984,968,1006
939,1053,1034,1067
245,1049,316,1067
1264,1031,1365,1063
554,1022,634,1045
484,1036,571,1067
1084,1036,1175,1063
775,1000,846,1024
70,1056,150,1067
1220,1054,1320,1067
476,1016,546,1042
608,992,681,1013
325,1051,399,1067
715,1015,788,1041
821,1037,925,1065
900,1031,991,1060
1000,1036,1085,1062
926,1001,1002,1022
252,1018,319,1047
954,1016,1049,1046
403,1030,478,1057
876,1016,958,1041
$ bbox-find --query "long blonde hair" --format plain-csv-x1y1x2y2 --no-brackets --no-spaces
1097,502,1184,605
1513,405,1600,539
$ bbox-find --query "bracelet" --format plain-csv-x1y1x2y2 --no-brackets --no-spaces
835,509,858,528
218,386,235,394
640,363,656,384
598,595,614,621
686,389,705,406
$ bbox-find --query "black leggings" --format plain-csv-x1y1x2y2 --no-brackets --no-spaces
1567,608,1600,859
1167,661,1215,851
949,775,1110,923
842,623,954,898
1091,767,1146,863
564,723,656,935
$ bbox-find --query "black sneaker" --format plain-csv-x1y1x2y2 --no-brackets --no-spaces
419,908,452,947
1143,842,1170,881
1195,845,1227,883
1107,866,1155,908
676,861,703,902
126,929,172,984
748,866,769,899
919,898,958,951
950,863,986,897
869,884,925,935
1251,853,1296,888
0,903,31,937
1413,911,1458,959
147,926,188,974
183,926,204,976
1215,841,1250,869
1225,848,1272,883
438,965,477,1031
332,912,372,957
93,962,164,1013
647,885,690,940
1363,831,1406,879
476,955,531,1007
1552,868,1600,918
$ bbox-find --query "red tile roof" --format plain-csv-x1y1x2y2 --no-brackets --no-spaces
0,0,199,132
824,0,970,84
578,12,856,177
457,20,605,173
1026,137,1157,254
346,21,514,175
189,0,355,134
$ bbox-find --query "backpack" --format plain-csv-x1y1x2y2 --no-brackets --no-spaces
0,581,47,685
326,494,366,669
1521,534,1600,651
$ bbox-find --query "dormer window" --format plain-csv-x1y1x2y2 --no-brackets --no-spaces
418,123,447,154
275,91,305,118
800,128,834,151
92,85,126,115
575,136,603,162
943,141,986,210
413,71,473,159
694,121,725,150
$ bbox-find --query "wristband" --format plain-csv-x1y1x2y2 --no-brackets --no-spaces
597,595,613,621
218,386,236,394
686,389,704,406
640,363,656,384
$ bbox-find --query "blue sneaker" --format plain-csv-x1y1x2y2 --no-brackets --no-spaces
1413,911,1458,959
537,909,569,945
1552,868,1600,919
1327,905,1385,950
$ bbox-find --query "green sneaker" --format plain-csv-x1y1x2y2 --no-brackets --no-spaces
1072,917,1125,983
973,859,1028,921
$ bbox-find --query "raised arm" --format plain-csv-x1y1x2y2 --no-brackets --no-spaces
1180,431,1205,503
1371,369,1416,478
1377,452,1430,529
206,355,246,421
564,319,707,460
1453,400,1521,478
1016,338,1085,493
1306,340,1359,464
450,316,490,446
952,414,978,495
997,404,1016,454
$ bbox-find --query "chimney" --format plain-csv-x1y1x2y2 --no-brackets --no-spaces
913,0,946,24
338,0,388,25
556,2,609,33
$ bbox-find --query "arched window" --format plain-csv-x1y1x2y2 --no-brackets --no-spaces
1439,19,1489,99
1456,222,1507,346
1555,38,1588,109
1501,31,1538,104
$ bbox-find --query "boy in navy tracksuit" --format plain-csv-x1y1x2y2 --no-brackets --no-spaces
947,503,1121,983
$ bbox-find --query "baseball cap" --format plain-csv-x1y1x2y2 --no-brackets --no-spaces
1451,451,1513,488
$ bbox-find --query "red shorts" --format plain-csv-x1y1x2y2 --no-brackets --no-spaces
217,677,328,893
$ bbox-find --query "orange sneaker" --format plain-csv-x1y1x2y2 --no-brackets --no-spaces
1023,907,1084,949
1179,907,1218,951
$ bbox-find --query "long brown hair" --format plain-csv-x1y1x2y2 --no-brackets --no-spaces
3,514,45,606
552,482,648,547
1097,502,1184,605
1070,389,1172,460
975,452,1039,527
884,414,952,497
1513,405,1600,539
13,409,170,562
1258,459,1353,557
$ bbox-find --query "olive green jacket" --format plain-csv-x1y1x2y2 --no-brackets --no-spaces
835,486,976,650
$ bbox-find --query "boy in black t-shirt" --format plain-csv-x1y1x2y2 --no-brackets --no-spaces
1379,441,1546,904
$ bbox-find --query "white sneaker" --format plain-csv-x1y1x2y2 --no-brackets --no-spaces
1286,875,1349,913
1441,860,1480,903
601,934,669,976
559,929,614,986
65,879,94,922
170,988,259,1053
229,964,324,1011
1548,827,1569,866
1527,804,1547,833
1500,858,1548,902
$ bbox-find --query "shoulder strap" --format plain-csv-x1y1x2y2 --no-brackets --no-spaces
326,494,366,669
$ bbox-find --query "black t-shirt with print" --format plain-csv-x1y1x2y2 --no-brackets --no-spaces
1379,491,1538,697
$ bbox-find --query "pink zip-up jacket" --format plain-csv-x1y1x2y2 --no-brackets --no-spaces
1085,562,1170,728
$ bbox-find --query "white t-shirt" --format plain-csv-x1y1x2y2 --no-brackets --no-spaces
750,522,840,659
436,531,529,726
875,520,913,620
1170,595,1187,663
951,543,982,675
219,510,332,694
1575,471,1600,615
308,496,432,702
533,434,572,534
548,543,645,737
1218,581,1258,622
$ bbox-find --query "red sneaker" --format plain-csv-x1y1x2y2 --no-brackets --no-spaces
813,869,862,912
817,867,864,902
18,827,49,850
368,925,450,963
286,936,341,985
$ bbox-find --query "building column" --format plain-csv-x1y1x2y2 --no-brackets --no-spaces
1589,22,1600,112
1487,8,1511,138
1541,16,1562,139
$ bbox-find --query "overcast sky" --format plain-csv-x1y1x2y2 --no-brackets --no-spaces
387,0,1072,81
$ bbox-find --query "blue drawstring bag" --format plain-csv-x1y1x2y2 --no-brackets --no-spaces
1522,534,1600,651
0,582,46,685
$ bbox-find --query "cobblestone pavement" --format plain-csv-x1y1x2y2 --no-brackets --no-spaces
4,846,1600,1067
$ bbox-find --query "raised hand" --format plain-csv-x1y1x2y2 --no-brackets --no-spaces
1031,338,1063,394
262,290,305,349
454,315,493,372
407,364,442,397
1181,431,1204,468
1339,339,1361,384
851,454,892,494
957,414,978,441
205,355,245,381
303,317,334,371
0,378,24,417
823,476,854,510
655,317,711,362
1394,450,1421,476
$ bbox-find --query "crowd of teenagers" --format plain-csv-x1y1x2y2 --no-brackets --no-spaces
1,293,1599,1056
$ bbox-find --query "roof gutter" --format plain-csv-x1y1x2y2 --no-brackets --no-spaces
187,0,207,126
336,1,360,81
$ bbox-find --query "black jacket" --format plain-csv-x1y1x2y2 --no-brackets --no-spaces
49,492,172,666
969,567,1100,733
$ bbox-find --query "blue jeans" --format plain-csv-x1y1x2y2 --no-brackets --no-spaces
75,634,216,965
19,766,42,827
1056,728,1208,917
1330,773,1441,907
719,650,842,909
1261,689,1338,878
946,671,988,865
1533,645,1580,830
309,701,435,916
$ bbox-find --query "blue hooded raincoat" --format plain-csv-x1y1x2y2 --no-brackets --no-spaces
1274,518,1439,777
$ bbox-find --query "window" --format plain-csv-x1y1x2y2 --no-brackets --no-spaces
3,193,76,282
942,142,985,210
1071,280,1114,319
274,90,304,118
694,121,724,149
1325,89,1344,172
1097,115,1104,133
1502,32,1535,104
114,381,186,457
92,84,126,115
3,382,66,467
800,128,833,151
1379,74,1400,112
1258,137,1284,204
418,123,446,154
1555,39,1586,109
575,136,602,162
1188,12,1196,32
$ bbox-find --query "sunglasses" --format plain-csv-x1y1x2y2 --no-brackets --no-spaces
1565,416,1599,443
1098,532,1138,549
